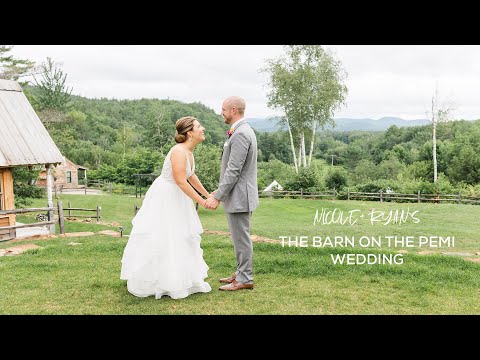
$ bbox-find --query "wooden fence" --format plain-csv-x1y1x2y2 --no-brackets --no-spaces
347,190,480,204
0,201,101,242
259,190,338,199
258,189,480,205
54,183,107,196
65,201,101,221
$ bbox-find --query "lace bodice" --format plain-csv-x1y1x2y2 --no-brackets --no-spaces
160,145,195,181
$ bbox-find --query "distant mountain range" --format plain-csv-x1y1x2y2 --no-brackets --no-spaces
246,117,431,132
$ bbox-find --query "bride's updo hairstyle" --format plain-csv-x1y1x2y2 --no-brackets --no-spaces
175,116,196,143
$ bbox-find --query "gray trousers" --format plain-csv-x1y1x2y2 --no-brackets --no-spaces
225,211,253,284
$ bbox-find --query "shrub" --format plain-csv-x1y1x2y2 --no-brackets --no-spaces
324,168,348,191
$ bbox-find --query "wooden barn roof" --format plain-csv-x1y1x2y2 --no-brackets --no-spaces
0,79,64,168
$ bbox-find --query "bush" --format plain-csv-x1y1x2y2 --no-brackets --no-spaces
324,168,348,191
285,166,318,192
257,159,296,191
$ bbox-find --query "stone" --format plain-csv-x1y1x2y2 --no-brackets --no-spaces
64,232,95,237
2,244,41,256
67,242,82,246
464,258,480,263
417,251,437,255
98,230,121,237
442,252,475,257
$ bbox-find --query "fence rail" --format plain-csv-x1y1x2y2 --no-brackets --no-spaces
65,201,101,221
258,189,480,205
347,190,480,204
0,201,102,242
259,190,338,199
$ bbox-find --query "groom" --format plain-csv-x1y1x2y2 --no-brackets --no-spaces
205,96,259,291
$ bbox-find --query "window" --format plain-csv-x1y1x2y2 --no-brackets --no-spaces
66,171,72,183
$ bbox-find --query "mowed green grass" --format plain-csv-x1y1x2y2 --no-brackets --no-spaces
1,194,479,314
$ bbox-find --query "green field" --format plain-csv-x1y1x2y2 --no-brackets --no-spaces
1,194,479,314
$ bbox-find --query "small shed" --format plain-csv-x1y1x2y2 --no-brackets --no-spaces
37,156,88,190
262,180,283,192
0,79,64,241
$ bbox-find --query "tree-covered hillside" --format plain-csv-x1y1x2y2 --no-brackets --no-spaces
25,85,227,166
256,119,480,195
22,85,480,196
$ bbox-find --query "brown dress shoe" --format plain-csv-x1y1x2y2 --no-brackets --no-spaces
219,272,237,284
219,279,254,291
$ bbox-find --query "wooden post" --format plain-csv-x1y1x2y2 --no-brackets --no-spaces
417,190,421,203
109,183,112,193
300,188,303,199
380,189,383,202
1,169,16,240
84,186,87,195
347,188,350,201
96,206,100,222
57,200,65,234
457,193,461,204
46,164,55,234
68,201,71,217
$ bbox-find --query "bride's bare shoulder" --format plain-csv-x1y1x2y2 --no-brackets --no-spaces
170,145,186,165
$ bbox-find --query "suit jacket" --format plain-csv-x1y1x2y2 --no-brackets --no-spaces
214,121,259,213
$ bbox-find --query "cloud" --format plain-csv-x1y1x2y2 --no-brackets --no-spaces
11,45,480,120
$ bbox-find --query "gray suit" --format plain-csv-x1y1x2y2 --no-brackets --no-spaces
214,120,258,284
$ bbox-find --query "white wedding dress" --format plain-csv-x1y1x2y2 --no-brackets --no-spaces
120,144,212,299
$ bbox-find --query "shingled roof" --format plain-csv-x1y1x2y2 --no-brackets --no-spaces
0,79,64,168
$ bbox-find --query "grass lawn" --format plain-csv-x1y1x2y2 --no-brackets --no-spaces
1,194,479,314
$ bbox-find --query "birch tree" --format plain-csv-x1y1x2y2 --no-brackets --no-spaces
426,87,455,183
262,45,348,173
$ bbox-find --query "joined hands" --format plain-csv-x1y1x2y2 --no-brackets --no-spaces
203,191,219,210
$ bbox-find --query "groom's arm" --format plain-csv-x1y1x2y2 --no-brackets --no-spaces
214,132,250,202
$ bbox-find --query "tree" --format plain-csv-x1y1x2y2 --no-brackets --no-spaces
191,144,222,192
262,45,348,173
0,45,37,82
426,87,455,183
285,166,318,191
144,103,174,152
32,57,73,123
12,167,44,207
325,168,348,191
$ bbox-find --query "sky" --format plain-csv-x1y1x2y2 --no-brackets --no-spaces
11,45,480,121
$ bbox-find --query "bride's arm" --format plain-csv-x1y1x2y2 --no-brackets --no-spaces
187,174,209,198
171,148,207,207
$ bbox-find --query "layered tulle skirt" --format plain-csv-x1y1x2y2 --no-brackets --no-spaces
120,176,211,299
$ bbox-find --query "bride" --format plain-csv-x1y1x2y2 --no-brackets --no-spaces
120,116,214,299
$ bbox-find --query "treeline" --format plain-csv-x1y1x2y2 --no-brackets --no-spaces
256,119,480,196
24,86,228,191
25,85,480,197
38,92,228,167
